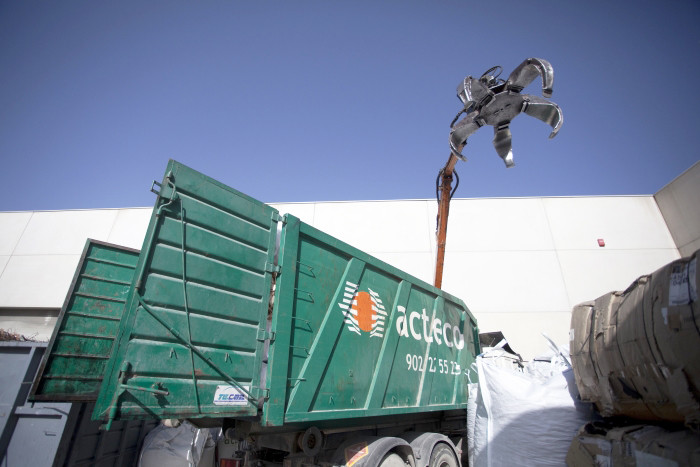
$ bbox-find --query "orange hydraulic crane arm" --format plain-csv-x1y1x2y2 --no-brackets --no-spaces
434,151,460,289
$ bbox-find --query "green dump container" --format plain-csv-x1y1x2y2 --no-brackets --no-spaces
30,240,140,401
86,161,479,429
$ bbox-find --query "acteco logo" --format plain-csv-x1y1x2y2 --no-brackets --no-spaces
339,281,386,338
395,306,465,349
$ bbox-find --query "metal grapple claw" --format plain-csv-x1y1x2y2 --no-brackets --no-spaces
449,57,563,167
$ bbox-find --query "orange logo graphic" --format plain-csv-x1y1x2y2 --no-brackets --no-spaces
339,281,386,338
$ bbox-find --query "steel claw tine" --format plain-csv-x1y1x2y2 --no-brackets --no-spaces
493,124,514,168
449,114,482,161
521,95,563,138
506,58,554,98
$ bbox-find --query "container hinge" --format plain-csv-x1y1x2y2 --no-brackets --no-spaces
257,329,276,342
272,212,287,224
265,262,281,274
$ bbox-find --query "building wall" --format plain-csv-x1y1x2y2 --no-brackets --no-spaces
0,208,151,338
655,161,700,258
1,171,695,358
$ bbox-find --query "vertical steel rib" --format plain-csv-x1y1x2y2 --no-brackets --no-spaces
180,200,202,414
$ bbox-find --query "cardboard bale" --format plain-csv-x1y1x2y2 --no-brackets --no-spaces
612,275,683,422
566,425,612,467
570,249,700,427
649,251,700,427
590,292,623,416
570,302,600,403
567,421,700,467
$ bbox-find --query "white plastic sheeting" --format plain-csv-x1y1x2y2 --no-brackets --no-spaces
467,342,597,467
138,420,217,467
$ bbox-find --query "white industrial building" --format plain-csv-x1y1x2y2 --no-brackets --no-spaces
1,161,698,359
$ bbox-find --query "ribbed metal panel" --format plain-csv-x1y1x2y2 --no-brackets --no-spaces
94,160,278,424
30,240,139,401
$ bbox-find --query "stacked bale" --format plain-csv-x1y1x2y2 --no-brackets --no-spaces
569,250,700,428
567,421,700,466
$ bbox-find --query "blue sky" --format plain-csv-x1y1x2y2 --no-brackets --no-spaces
1,1,699,211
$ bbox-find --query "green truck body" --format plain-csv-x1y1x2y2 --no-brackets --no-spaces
32,160,480,466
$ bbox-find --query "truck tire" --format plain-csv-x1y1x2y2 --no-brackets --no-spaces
429,443,458,467
379,452,410,467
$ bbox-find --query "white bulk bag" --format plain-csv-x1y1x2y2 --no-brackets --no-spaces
469,344,596,467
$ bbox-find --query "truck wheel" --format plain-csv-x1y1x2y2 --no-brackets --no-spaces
379,452,411,467
429,443,458,467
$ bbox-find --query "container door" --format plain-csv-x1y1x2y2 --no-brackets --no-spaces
29,239,140,401
94,160,280,425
